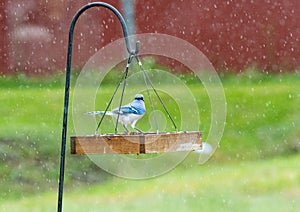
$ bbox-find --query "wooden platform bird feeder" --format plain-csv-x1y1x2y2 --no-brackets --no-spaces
58,2,202,211
71,131,201,154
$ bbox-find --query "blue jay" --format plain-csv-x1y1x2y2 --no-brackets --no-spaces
86,94,146,132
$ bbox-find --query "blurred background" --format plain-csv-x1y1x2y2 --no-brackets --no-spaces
0,0,299,211
1,0,300,74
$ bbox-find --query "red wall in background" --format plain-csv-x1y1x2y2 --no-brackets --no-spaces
0,0,123,75
135,0,300,72
0,0,300,74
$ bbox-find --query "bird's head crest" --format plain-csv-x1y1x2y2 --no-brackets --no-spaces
134,94,144,101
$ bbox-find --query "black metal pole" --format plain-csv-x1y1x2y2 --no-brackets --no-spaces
57,2,136,211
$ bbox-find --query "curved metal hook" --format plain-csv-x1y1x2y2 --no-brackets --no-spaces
58,2,139,212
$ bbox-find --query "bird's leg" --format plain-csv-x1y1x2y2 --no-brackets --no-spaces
122,124,130,134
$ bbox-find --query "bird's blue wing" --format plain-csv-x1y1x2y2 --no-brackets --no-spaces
113,105,145,115
112,106,137,115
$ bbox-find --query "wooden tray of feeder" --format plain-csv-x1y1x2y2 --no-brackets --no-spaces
70,131,202,154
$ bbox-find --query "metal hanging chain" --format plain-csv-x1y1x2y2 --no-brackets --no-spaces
95,51,178,133
95,43,139,134
135,57,159,133
134,55,178,132
114,54,134,133
95,55,134,134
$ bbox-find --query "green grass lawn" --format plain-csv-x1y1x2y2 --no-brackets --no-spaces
0,71,299,211
1,154,300,211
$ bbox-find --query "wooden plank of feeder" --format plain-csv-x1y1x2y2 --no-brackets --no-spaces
144,132,202,153
70,135,140,154
70,131,202,155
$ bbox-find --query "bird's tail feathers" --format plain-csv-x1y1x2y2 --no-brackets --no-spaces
86,111,113,115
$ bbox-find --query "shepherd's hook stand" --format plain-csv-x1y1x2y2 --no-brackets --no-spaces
57,2,139,211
